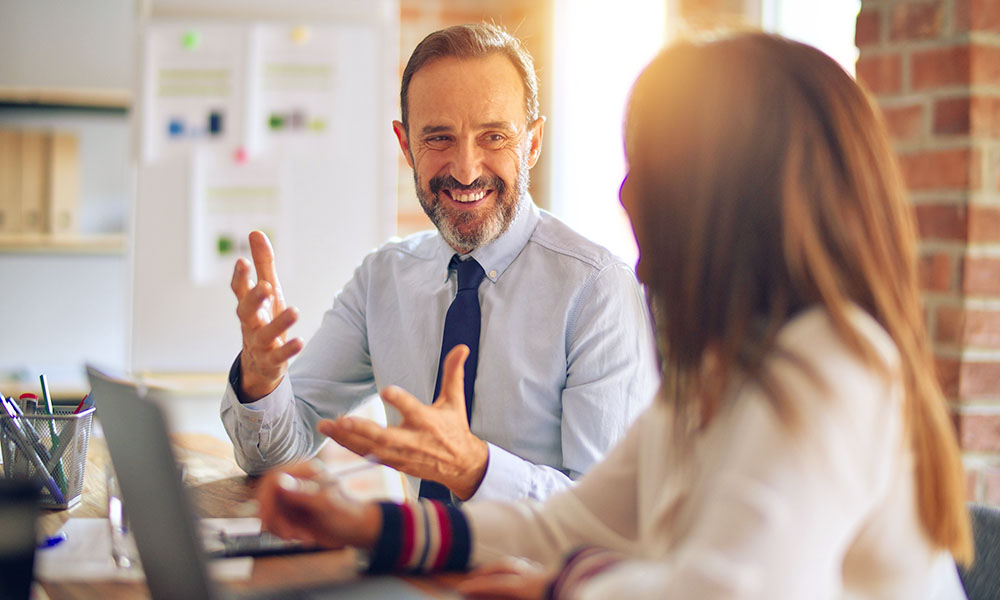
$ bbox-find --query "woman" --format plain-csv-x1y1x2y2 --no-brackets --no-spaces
256,32,972,598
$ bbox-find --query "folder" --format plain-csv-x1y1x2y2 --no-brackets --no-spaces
45,132,79,234
19,130,47,234
0,129,21,234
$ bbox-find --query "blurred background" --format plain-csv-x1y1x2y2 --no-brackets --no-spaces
3,0,999,504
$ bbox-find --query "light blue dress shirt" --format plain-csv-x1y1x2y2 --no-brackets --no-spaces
220,198,659,501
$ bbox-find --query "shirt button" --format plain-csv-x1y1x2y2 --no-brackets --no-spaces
489,269,497,278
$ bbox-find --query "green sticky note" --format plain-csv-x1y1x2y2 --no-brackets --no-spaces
182,31,200,50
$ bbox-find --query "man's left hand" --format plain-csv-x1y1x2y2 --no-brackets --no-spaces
318,345,489,500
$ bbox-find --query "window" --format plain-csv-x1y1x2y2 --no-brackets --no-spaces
547,0,861,266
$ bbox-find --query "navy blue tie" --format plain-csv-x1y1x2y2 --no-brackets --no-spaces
419,255,486,502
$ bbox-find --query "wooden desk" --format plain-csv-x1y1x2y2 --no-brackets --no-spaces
35,430,460,599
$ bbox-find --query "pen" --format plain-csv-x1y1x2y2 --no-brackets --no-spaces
0,397,65,504
4,395,52,464
38,532,67,549
73,394,88,414
231,454,381,517
39,374,67,493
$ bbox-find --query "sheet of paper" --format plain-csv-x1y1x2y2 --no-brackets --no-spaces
35,518,256,582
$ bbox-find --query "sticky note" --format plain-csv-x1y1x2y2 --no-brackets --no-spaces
291,26,310,45
182,31,200,50
208,110,224,135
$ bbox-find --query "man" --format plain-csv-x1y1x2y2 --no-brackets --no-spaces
221,23,657,503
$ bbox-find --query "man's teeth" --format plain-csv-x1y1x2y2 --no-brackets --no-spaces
452,189,486,203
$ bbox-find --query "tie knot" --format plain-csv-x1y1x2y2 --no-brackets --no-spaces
452,255,486,291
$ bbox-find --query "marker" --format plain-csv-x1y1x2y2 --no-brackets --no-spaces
39,375,67,493
19,393,38,415
38,532,67,549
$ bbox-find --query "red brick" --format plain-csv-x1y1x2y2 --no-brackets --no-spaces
960,361,1000,397
972,45,1000,86
915,203,968,241
882,103,924,142
956,0,1000,33
940,95,1000,139
963,256,1000,295
912,46,971,90
935,305,966,345
856,9,881,47
965,309,1000,348
856,53,903,95
919,252,955,291
898,148,976,191
890,0,943,41
933,97,971,135
972,95,1000,138
970,206,1000,243
937,355,961,397
957,411,1000,450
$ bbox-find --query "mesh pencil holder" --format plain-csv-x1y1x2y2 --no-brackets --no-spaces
0,406,95,509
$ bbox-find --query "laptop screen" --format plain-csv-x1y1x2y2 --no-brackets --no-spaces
87,365,219,600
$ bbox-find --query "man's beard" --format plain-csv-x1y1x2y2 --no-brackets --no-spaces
414,150,530,252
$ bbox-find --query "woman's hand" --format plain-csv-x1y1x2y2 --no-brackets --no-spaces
255,461,381,549
457,560,553,600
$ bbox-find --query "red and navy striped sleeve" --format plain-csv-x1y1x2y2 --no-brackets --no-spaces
546,546,627,599
367,500,471,573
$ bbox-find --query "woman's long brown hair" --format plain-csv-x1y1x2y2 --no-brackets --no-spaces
625,32,972,563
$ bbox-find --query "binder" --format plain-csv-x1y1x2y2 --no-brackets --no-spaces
45,132,79,234
19,130,47,234
0,129,22,234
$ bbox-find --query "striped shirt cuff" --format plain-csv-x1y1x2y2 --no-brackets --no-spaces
547,546,626,600
367,500,471,574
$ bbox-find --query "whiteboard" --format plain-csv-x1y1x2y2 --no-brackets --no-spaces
130,1,399,372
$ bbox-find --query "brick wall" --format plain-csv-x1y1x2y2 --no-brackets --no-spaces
857,0,1000,502
395,0,549,237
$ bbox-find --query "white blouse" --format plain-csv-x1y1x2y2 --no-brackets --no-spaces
465,306,966,599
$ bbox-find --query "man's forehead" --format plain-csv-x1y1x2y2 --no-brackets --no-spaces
406,55,527,127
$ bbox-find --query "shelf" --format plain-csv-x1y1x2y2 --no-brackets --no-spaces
0,86,131,111
0,233,126,254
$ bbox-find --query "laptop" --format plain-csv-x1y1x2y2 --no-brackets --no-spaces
85,364,438,600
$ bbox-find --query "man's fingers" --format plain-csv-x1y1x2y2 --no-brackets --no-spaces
236,281,274,325
231,257,253,300
271,337,304,363
380,385,430,422
248,231,286,313
257,306,300,343
438,345,469,409
318,417,383,456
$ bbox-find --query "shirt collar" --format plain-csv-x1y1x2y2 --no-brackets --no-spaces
435,194,540,284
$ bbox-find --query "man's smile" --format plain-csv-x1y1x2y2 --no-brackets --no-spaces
441,188,492,205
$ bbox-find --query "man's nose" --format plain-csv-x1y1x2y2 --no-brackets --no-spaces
450,139,484,186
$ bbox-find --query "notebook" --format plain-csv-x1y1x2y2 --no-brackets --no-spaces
85,364,437,600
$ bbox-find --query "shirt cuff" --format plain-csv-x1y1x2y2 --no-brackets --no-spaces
466,442,530,502
223,354,290,416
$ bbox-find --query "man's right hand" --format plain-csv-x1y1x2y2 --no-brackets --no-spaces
231,230,304,402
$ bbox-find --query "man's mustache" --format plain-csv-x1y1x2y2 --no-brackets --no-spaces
428,174,506,196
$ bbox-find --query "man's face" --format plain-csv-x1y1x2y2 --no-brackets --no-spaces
393,54,544,253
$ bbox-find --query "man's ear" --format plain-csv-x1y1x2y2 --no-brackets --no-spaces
392,120,415,169
526,116,545,169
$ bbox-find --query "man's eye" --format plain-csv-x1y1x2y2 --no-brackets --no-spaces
482,134,507,148
424,136,451,148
